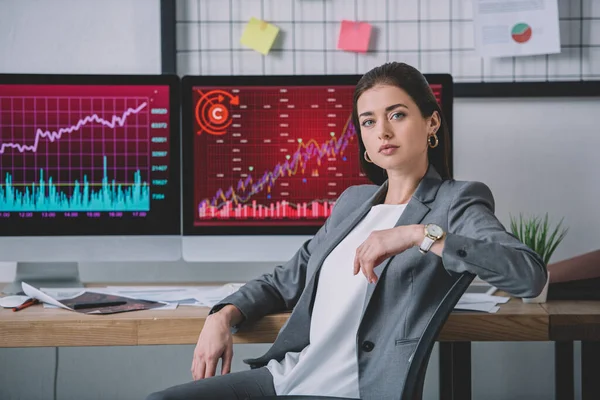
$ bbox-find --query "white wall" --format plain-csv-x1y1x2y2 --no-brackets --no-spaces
0,0,161,75
0,1,595,400
454,97,600,262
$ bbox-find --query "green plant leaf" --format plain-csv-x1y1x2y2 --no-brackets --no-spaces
509,212,568,265
544,218,568,265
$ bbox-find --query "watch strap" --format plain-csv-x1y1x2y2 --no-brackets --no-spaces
419,236,435,254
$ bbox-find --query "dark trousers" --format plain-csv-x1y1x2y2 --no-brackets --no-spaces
146,367,276,400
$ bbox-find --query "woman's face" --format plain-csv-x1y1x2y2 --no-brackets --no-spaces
356,84,439,173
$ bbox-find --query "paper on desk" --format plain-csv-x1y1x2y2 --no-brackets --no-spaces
104,286,206,303
459,294,510,304
455,301,500,313
30,285,170,313
39,287,179,310
452,293,508,313
22,282,73,310
103,283,245,307
195,284,244,307
42,301,178,310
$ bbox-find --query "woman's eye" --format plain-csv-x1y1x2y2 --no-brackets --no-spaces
391,112,405,120
361,119,374,127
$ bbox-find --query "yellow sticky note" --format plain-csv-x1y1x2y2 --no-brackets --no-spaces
240,17,279,55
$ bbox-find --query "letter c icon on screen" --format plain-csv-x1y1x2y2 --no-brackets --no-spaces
208,104,229,125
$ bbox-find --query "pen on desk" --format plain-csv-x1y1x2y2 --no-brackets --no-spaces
12,298,39,312
72,301,127,310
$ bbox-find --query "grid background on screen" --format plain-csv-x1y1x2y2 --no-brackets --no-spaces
0,96,150,186
174,0,600,82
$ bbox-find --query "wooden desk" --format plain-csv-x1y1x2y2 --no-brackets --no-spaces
2,284,597,400
437,297,547,400
0,295,546,400
542,301,600,400
544,301,600,341
0,296,548,348
0,305,285,347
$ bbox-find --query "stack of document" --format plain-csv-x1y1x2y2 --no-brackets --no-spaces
454,293,509,313
103,284,244,307
36,283,508,314
37,284,245,310
23,283,167,314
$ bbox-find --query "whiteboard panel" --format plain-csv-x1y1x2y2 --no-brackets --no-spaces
175,0,600,82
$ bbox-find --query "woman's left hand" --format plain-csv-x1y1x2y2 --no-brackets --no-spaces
353,225,422,283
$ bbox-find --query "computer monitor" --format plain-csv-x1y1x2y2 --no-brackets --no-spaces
0,74,181,294
181,74,452,263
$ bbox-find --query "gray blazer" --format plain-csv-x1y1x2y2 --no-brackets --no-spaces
211,165,547,400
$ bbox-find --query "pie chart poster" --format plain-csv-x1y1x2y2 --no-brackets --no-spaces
473,0,560,58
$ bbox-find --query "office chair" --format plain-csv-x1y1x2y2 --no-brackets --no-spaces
255,272,475,400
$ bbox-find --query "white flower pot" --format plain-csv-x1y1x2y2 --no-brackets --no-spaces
522,271,550,304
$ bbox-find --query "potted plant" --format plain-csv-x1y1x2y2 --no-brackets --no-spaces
509,212,568,303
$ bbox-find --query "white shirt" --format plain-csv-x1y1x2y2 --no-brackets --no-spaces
266,204,407,397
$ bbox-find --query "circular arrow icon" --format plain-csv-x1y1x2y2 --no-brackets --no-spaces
195,90,240,135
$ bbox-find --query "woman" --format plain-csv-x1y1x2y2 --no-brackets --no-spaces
147,62,547,400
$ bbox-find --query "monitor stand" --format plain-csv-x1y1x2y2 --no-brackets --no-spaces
2,262,83,295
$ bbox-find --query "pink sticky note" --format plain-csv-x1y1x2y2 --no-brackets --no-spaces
337,20,372,53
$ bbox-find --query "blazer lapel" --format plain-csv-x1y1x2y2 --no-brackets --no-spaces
360,165,443,317
305,164,444,318
307,182,388,280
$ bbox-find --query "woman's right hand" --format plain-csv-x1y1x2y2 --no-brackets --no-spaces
191,305,240,380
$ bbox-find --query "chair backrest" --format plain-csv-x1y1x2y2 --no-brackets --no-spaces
400,272,475,400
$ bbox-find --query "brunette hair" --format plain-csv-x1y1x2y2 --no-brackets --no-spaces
351,62,451,185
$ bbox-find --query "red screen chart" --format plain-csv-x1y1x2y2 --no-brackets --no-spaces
192,84,442,228
0,84,171,217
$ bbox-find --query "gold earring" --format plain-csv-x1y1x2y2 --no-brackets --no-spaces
428,134,439,149
364,150,373,163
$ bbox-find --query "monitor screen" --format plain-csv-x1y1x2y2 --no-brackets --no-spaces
0,74,181,237
182,74,452,241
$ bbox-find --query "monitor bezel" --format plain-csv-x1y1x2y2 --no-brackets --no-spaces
0,73,182,236
181,73,453,237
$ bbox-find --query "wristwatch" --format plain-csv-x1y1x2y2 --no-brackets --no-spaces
418,224,445,254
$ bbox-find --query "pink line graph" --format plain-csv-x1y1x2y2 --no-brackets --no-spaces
0,101,148,154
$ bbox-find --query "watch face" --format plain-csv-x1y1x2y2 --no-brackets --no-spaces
427,224,444,238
